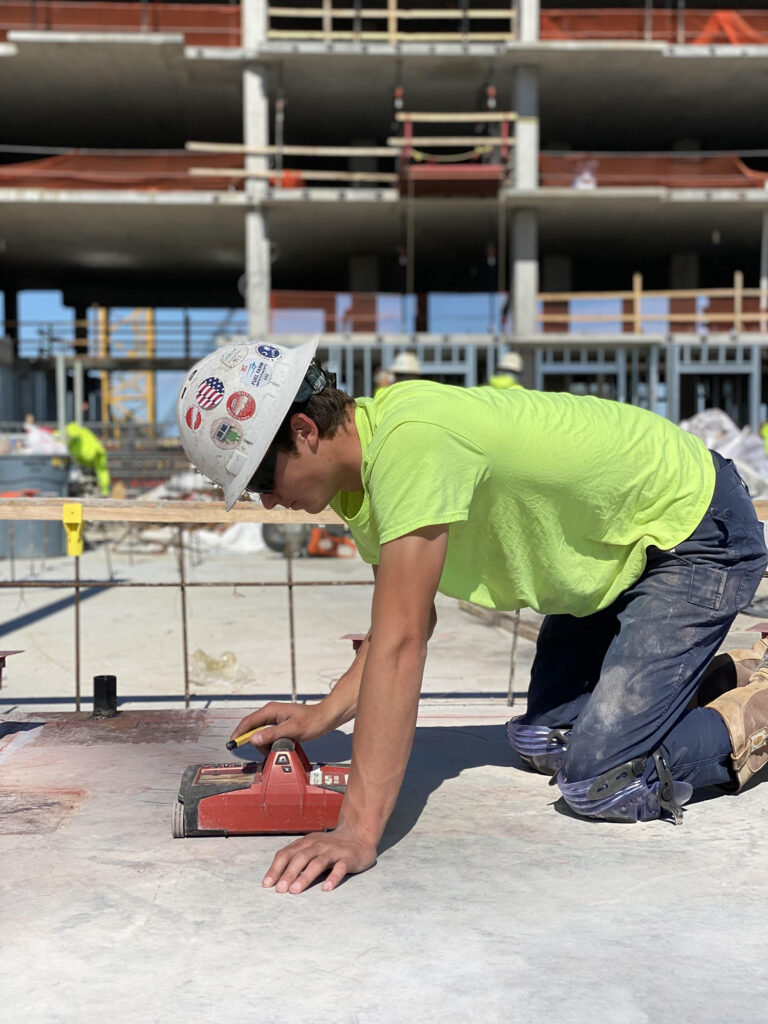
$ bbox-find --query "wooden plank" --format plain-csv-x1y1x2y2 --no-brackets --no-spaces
190,167,399,183
268,6,515,17
0,498,343,526
396,112,518,123
387,136,514,147
186,141,395,158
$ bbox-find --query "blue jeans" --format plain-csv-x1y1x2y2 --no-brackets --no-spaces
521,451,768,792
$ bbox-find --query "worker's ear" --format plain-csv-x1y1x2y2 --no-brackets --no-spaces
289,412,319,450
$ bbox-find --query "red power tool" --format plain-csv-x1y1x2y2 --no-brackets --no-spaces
172,738,349,838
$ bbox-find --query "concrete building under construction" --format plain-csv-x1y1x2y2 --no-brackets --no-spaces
2,0,768,441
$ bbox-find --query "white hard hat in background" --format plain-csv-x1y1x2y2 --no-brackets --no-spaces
498,351,523,374
177,337,319,511
388,351,423,375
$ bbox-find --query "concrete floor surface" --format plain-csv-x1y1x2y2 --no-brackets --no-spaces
1,539,768,1023
1,705,767,1024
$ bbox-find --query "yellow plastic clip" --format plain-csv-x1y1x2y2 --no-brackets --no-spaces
62,503,84,557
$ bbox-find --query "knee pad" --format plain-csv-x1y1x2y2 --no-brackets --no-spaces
507,718,570,776
556,753,693,825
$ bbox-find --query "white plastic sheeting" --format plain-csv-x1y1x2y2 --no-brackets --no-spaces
679,408,768,499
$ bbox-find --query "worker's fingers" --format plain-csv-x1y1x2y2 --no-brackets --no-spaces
230,703,281,741
262,839,315,891
263,833,377,894
261,838,305,888
320,861,349,892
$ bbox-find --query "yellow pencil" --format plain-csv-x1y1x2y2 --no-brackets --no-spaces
225,727,264,751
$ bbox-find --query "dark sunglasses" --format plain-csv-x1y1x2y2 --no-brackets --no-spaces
246,445,278,495
245,361,336,496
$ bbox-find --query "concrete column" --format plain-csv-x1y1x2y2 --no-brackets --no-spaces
241,0,266,52
510,209,539,337
517,0,540,43
514,66,539,191
243,61,270,338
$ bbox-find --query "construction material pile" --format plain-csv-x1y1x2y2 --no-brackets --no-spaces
679,409,768,499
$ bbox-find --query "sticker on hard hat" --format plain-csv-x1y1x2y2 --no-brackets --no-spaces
185,407,202,431
257,344,282,360
219,346,247,369
239,360,272,388
210,418,243,450
226,391,256,421
195,376,225,410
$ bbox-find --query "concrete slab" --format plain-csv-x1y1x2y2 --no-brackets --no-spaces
1,703,767,1024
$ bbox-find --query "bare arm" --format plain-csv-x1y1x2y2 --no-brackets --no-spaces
262,523,449,893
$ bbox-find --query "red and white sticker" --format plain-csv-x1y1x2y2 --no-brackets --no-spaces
226,391,256,421
185,407,202,431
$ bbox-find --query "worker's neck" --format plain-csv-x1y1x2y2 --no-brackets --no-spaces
331,408,364,494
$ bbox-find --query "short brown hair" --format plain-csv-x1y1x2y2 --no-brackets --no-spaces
273,387,355,454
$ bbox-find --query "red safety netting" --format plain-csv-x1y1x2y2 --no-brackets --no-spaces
0,2,240,46
539,154,768,189
0,151,245,190
541,9,768,44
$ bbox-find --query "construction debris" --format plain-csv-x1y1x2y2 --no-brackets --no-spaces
679,409,768,499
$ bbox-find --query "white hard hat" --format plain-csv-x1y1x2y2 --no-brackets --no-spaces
177,337,318,511
498,351,523,373
388,351,422,375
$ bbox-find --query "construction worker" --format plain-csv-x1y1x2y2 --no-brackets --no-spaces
488,350,525,390
178,338,768,894
387,350,422,382
62,422,111,497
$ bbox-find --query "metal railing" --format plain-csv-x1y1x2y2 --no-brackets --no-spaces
266,1,518,43
537,273,768,337
0,497,361,710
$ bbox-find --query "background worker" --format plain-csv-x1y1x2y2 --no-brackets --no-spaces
62,422,111,496
488,350,525,390
387,350,422,382
178,338,768,894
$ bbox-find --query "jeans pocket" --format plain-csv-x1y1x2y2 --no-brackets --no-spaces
688,563,727,610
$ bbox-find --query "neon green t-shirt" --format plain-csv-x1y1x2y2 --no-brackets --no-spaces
330,381,715,617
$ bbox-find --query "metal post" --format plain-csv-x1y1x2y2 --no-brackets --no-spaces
55,352,67,437
74,554,81,712
285,536,298,702
73,359,84,425
177,527,190,708
507,609,520,706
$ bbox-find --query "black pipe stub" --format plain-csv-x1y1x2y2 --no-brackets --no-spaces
92,674,118,718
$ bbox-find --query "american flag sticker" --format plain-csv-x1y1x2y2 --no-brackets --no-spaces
195,376,225,410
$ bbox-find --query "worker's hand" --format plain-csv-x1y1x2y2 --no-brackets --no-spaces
229,701,331,753
262,827,377,894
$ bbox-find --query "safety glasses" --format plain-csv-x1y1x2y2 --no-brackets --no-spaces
246,445,278,495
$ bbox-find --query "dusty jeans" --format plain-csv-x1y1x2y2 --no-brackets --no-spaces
521,451,768,791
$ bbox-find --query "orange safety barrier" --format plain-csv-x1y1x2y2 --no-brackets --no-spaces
0,151,244,191
539,153,768,190
0,1,240,45
541,8,768,44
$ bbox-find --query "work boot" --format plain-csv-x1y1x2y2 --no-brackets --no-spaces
695,636,768,706
707,650,768,790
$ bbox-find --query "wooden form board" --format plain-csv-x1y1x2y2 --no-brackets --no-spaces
1,496,765,528
0,498,344,526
